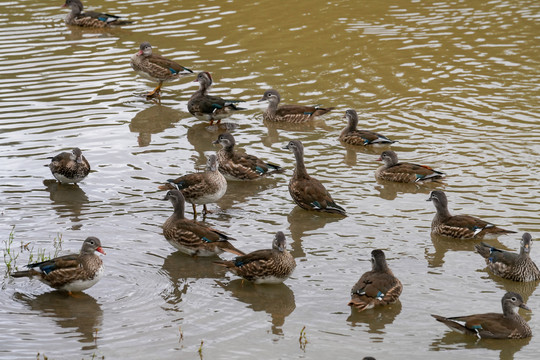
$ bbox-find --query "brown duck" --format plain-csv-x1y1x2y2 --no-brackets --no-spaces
427,190,516,239
12,236,105,293
62,0,132,28
188,72,245,126
375,150,445,183
162,189,244,257
213,132,281,181
130,42,193,101
475,233,540,282
432,292,532,339
348,249,402,312
158,155,227,218
340,109,395,145
49,147,90,184
259,89,334,123
215,231,296,284
283,140,346,215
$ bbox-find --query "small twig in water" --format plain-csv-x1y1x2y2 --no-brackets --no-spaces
299,326,308,351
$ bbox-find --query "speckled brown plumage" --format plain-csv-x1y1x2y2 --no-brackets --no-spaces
213,132,281,181
375,150,445,183
259,89,334,123
348,250,402,312
283,140,346,215
432,292,532,339
340,109,395,146
475,233,540,282
12,236,105,292
49,147,90,184
130,42,193,100
162,189,244,257
215,231,296,284
427,190,516,239
63,0,132,28
158,155,227,218
188,72,245,125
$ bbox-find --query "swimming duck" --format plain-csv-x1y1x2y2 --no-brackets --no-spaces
375,150,445,183
158,155,227,218
259,89,334,123
348,249,402,312
12,236,105,293
130,42,193,101
215,231,296,284
62,0,132,27
340,109,395,146
188,72,245,126
213,133,281,181
162,189,244,256
432,292,532,339
475,233,540,282
49,147,90,184
283,140,346,215
427,190,516,239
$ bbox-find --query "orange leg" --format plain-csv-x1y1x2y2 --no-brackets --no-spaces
146,81,163,99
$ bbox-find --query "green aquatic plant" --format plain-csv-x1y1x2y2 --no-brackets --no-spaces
3,226,19,275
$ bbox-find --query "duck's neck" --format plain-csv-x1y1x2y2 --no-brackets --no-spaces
265,100,279,116
172,200,185,220
434,201,452,220
292,150,309,178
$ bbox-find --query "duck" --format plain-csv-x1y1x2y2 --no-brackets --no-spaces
475,233,540,282
188,72,245,126
340,109,396,146
130,42,193,101
213,132,281,181
348,249,402,312
62,0,132,27
162,189,245,256
258,89,334,123
283,140,346,215
158,154,227,218
12,236,105,293
431,292,532,339
375,150,445,183
49,147,90,184
427,190,516,239
215,231,296,284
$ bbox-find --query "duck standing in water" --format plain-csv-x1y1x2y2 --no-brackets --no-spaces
49,147,90,184
259,89,334,123
432,292,532,339
62,0,132,27
283,140,346,215
12,237,106,293
130,42,193,101
427,190,516,239
188,72,245,126
215,231,296,284
162,189,245,257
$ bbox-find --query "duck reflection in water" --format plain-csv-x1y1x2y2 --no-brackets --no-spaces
43,179,89,228
216,279,295,336
347,301,402,334
287,206,342,259
129,105,181,147
187,122,231,165
161,253,227,304
430,328,530,360
374,179,443,201
425,233,509,268
14,291,102,349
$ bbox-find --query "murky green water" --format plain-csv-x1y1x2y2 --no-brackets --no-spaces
1,0,539,359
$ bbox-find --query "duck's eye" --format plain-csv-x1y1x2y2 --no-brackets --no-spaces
511,297,517,302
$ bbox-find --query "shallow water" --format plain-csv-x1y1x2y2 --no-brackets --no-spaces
0,0,539,359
